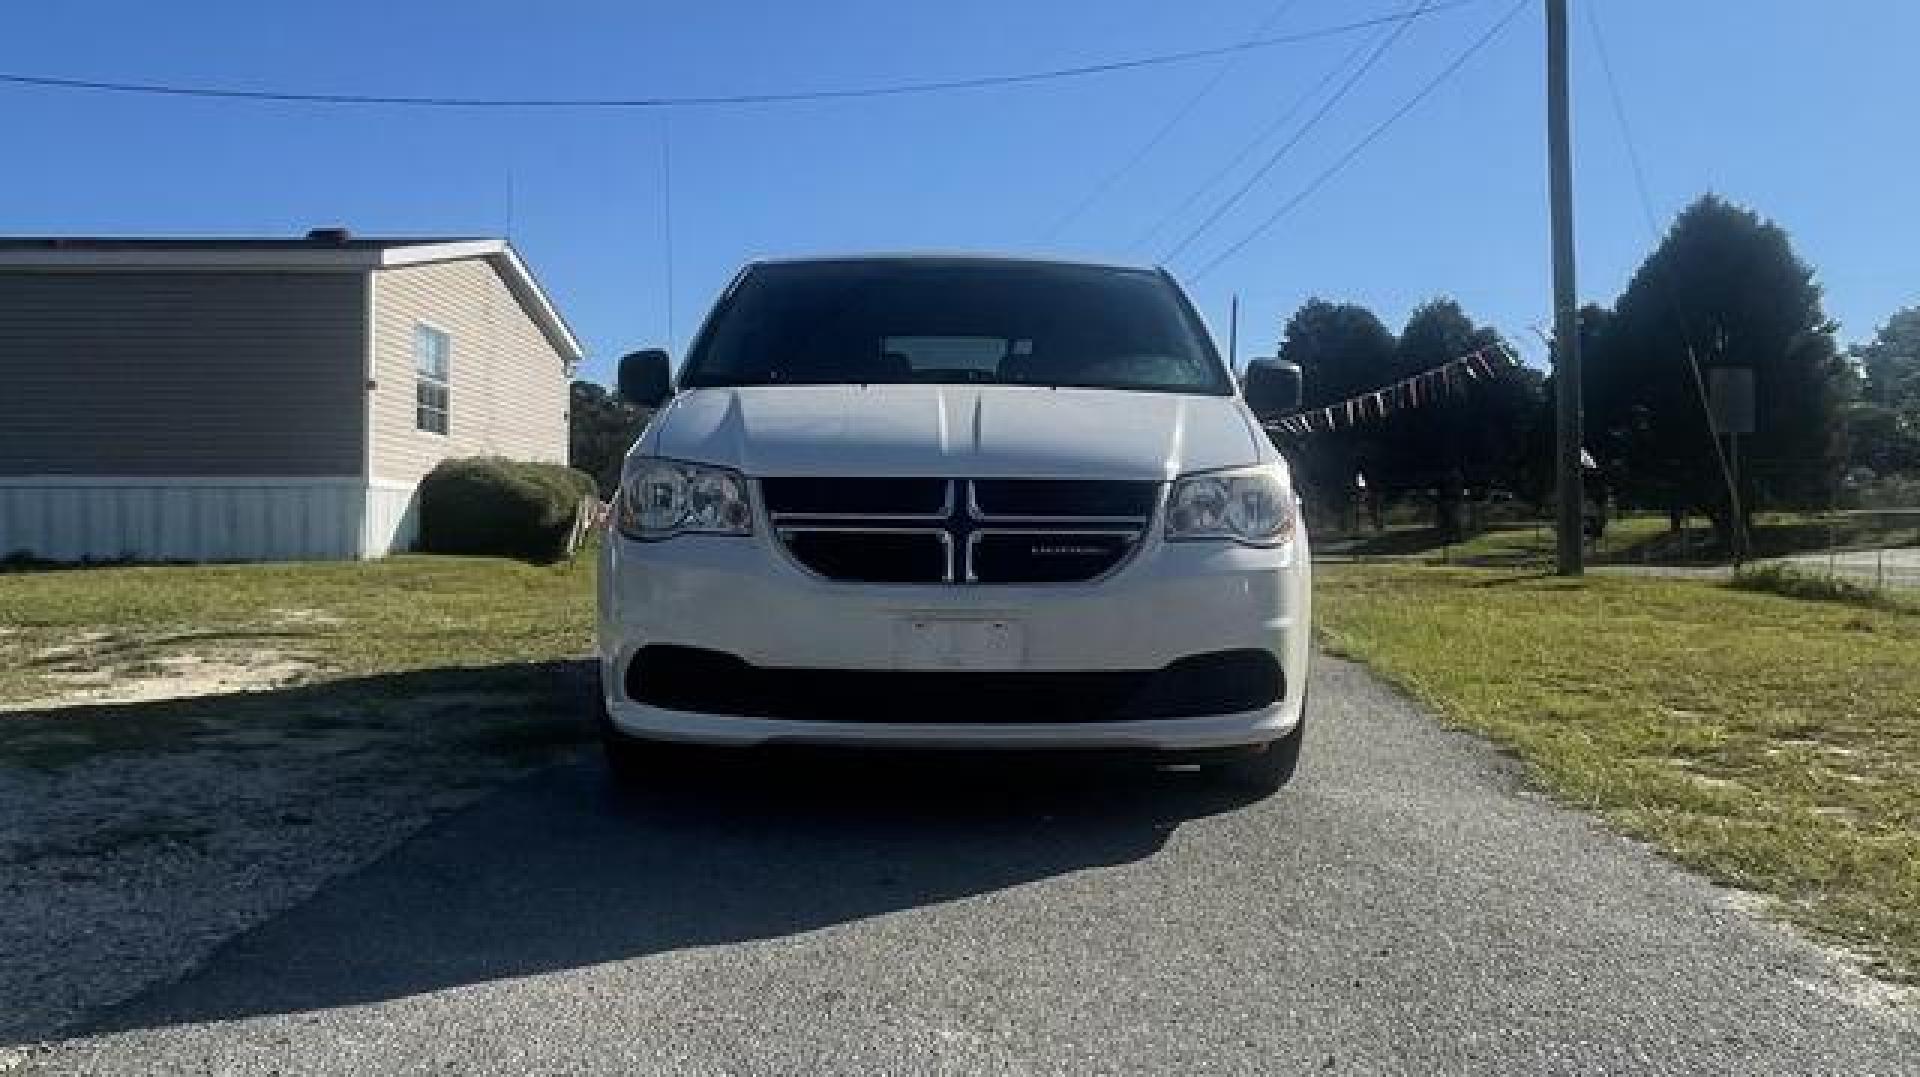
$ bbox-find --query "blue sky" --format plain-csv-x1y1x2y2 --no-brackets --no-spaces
5,1,1915,382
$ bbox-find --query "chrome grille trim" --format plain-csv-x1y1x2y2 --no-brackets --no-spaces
771,526,956,584
760,478,1161,585
963,528,1143,584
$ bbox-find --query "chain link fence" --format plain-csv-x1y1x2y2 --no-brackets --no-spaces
1311,481,1920,595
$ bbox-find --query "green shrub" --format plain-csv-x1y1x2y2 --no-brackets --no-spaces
1843,472,1920,510
417,458,600,562
1728,563,1908,612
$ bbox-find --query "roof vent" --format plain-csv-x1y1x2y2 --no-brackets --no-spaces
306,227,352,246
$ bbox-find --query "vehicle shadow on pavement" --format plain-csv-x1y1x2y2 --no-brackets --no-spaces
78,740,1258,1037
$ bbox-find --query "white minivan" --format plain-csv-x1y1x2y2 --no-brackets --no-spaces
597,255,1311,793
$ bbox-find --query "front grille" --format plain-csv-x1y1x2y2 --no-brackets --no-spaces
761,477,950,517
970,479,1159,519
969,532,1136,585
764,478,1158,584
627,646,1284,722
782,530,950,584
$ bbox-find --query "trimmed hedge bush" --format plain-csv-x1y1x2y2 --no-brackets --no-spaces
417,457,601,562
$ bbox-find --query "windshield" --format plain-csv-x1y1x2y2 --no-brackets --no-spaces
679,260,1232,394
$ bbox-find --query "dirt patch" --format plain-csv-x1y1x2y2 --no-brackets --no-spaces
4,630,317,715
267,608,345,629
0,660,595,1044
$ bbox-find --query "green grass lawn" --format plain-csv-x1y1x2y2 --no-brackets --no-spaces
1317,563,1920,982
0,553,596,705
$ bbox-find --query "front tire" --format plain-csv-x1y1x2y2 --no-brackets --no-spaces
1214,714,1305,796
601,727,668,787
593,677,675,788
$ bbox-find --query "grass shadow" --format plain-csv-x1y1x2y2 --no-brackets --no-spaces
0,661,596,772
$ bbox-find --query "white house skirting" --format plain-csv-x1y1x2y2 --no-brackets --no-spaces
0,477,423,562
362,479,421,559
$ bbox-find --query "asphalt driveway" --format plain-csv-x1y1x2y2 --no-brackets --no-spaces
18,659,1919,1075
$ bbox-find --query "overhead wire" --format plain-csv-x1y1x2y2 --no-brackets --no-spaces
1126,20,1386,256
1040,0,1306,243
1160,0,1433,264
1185,0,1529,283
0,3,1482,111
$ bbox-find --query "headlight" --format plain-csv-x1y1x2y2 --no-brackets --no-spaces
1165,465,1296,546
616,459,753,540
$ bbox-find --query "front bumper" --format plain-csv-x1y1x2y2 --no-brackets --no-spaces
596,525,1311,750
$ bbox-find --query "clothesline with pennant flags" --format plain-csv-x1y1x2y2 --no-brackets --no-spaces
1264,343,1522,436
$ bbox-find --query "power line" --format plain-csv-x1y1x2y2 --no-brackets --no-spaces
1040,0,1306,242
1161,0,1433,265
1186,0,1528,284
0,3,1482,112
1126,21,1384,256
1583,0,1747,556
1582,3,1663,241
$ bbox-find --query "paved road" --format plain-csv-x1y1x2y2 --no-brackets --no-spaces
21,660,1919,1075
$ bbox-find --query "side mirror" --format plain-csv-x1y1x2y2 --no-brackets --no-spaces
618,349,673,408
1242,358,1302,418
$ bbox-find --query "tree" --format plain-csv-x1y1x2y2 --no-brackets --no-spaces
1587,195,1848,542
1853,306,1920,408
1847,307,1920,477
1376,300,1535,538
1845,401,1920,477
1274,299,1398,522
569,380,653,496
1525,303,1613,507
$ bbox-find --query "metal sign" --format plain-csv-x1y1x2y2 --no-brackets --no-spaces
1707,367,1755,435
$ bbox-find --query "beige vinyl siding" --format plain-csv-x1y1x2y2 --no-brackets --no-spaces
0,271,365,476
368,259,569,485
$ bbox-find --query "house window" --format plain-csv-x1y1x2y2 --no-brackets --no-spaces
414,324,450,434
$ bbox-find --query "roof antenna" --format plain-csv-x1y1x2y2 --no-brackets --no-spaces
660,112,677,356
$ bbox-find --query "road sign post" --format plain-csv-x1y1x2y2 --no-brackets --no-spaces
1707,366,1755,564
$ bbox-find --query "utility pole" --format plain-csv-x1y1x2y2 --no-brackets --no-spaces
1228,293,1240,375
1547,0,1584,576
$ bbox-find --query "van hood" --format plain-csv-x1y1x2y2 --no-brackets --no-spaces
641,385,1270,480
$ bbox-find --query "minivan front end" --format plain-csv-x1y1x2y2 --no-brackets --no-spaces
598,466,1310,752
595,256,1312,791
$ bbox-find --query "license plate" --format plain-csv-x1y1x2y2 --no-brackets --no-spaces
892,617,1024,670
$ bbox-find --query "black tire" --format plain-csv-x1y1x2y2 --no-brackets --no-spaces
1215,715,1305,796
593,677,675,789
601,727,664,788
